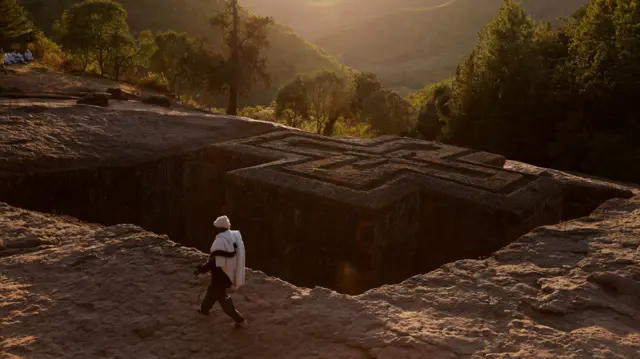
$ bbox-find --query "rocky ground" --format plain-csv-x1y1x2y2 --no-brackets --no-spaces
1,64,160,100
1,195,639,359
505,160,640,195
1,64,298,176
0,100,294,176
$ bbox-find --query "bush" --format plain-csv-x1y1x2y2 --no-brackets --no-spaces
333,121,373,138
30,32,65,67
207,107,226,114
137,74,169,93
238,105,276,122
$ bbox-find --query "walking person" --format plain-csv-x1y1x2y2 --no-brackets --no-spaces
193,215,247,327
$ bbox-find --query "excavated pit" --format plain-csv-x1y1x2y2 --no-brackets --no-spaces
0,126,633,294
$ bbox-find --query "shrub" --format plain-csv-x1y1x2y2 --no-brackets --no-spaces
30,31,65,67
137,74,169,93
238,105,276,122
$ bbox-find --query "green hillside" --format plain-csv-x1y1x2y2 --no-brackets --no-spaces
242,0,588,94
18,0,343,106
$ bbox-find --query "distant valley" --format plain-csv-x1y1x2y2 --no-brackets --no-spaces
241,0,589,93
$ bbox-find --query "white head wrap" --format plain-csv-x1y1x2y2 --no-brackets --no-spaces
213,215,231,229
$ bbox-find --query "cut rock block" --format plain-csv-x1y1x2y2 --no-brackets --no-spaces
213,131,563,293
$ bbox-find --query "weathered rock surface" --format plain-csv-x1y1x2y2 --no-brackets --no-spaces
506,160,637,219
2,196,639,359
0,85,24,95
0,64,159,102
0,102,295,175
142,95,172,108
107,87,138,101
76,92,110,107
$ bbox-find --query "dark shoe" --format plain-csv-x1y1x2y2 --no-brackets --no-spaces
197,309,209,316
234,320,248,328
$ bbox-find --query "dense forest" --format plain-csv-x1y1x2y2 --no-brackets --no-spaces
443,0,640,183
2,0,639,184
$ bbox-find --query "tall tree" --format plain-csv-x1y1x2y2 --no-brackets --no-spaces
105,30,134,81
360,89,415,136
103,30,155,81
439,0,640,182
150,31,195,94
275,75,310,128
150,32,225,97
448,0,549,162
211,0,274,115
349,71,416,136
558,0,640,179
56,0,131,75
350,71,383,122
126,30,157,80
0,0,35,46
304,70,350,135
414,81,453,140
276,70,349,134
568,0,640,132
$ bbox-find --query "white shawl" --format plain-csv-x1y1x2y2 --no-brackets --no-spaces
210,230,246,289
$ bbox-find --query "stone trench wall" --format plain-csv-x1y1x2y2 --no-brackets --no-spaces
0,147,241,252
0,130,631,294
223,173,424,294
413,190,563,274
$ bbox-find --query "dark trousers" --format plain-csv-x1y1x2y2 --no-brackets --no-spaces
200,282,245,323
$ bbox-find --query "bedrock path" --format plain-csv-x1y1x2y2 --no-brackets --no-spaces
2,195,639,359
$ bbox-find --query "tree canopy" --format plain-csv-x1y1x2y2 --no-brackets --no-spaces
149,31,199,94
275,75,310,128
440,0,640,183
0,0,35,46
55,0,131,76
275,69,416,136
210,0,274,115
